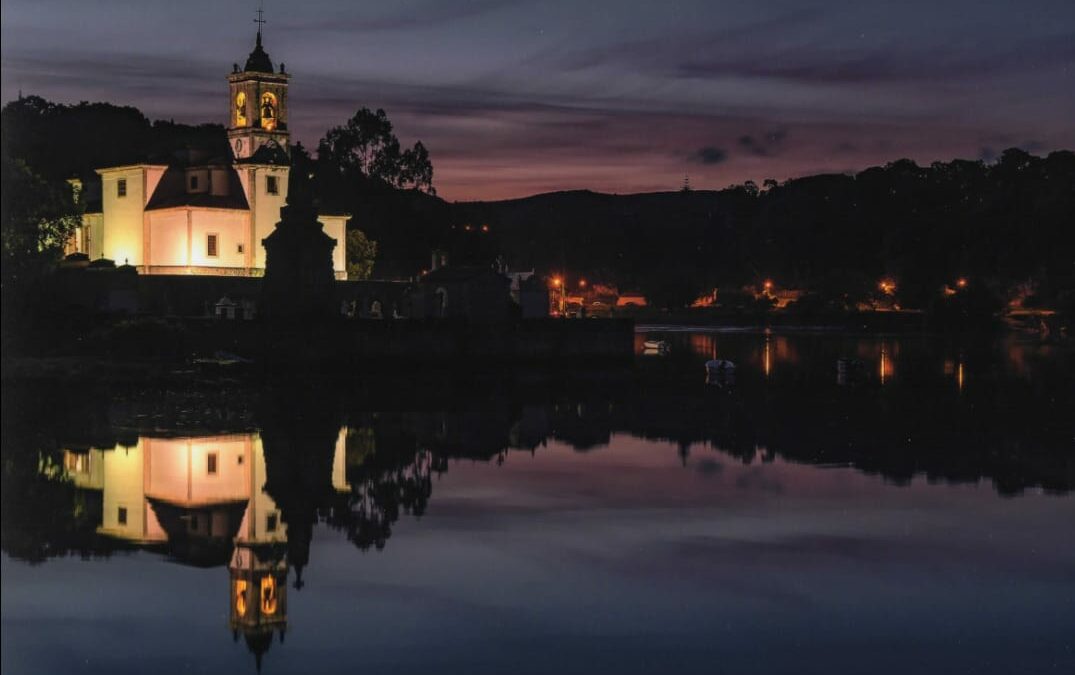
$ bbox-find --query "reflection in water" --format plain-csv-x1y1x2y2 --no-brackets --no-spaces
3,331,1073,672
61,429,349,667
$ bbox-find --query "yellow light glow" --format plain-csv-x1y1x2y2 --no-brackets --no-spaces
235,579,249,617
763,279,773,291
260,575,277,615
579,279,587,288
879,279,896,295
552,277,562,287
259,92,277,131
956,277,968,289
235,91,247,126
764,337,771,378
957,362,965,391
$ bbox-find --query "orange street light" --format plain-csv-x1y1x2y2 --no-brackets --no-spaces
763,279,774,291
551,276,562,287
579,279,587,289
956,277,968,289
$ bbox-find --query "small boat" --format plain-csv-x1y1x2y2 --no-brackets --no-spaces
705,359,736,385
705,359,735,374
642,339,671,353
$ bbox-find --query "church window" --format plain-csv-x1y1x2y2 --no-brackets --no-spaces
117,179,127,197
189,175,199,190
260,576,278,615
207,452,219,474
117,507,128,525
207,234,219,258
266,513,278,532
235,91,247,126
236,243,245,254
260,92,277,131
266,175,279,195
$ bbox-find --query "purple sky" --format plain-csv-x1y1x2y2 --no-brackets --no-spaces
2,1,1073,201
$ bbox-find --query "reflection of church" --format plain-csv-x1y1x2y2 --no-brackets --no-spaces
63,430,350,669
68,27,349,278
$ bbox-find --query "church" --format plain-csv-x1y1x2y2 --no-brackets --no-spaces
69,29,349,279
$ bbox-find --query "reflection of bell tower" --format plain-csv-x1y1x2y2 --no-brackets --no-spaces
227,19,290,161
229,544,288,672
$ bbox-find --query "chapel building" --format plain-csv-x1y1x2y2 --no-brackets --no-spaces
69,29,349,279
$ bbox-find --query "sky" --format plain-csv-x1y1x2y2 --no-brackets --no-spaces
2,0,1073,201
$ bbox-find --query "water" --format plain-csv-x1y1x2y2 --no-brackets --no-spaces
2,329,1073,674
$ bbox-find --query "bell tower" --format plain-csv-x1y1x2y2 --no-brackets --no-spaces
227,13,290,161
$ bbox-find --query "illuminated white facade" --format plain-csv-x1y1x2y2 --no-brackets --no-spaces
72,31,348,278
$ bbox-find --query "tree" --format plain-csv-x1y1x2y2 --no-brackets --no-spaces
1,153,80,286
317,107,434,193
346,229,377,280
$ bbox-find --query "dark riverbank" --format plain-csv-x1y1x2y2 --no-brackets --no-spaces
2,316,636,383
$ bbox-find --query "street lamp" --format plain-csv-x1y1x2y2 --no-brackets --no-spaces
551,276,565,315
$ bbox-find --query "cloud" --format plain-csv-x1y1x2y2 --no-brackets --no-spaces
692,146,728,165
737,130,788,157
279,0,522,34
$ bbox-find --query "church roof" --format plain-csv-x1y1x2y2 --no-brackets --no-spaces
235,140,290,166
145,166,250,211
244,31,274,73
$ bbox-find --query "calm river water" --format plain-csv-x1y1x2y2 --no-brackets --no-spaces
2,328,1073,674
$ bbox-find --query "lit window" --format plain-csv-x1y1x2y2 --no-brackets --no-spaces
207,234,219,258
260,575,278,614
207,452,218,475
189,175,199,190
117,507,128,525
266,175,279,195
266,513,278,532
117,179,127,197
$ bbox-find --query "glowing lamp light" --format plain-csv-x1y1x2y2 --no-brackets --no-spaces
579,279,587,289
763,279,774,291
481,224,490,232
956,277,968,289
879,279,896,295
551,276,562,287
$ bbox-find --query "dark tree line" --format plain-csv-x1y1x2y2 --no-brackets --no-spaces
456,150,1075,312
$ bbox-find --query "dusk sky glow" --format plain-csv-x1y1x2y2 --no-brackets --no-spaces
2,0,1073,201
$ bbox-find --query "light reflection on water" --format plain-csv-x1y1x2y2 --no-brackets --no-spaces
2,330,1074,674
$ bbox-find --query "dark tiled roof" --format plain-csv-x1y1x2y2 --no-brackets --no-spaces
235,140,289,165
145,166,250,211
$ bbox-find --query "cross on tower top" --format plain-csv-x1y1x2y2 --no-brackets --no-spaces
254,2,266,39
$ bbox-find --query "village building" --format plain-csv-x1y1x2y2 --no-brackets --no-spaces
67,29,349,279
